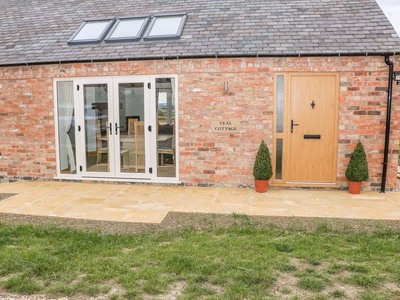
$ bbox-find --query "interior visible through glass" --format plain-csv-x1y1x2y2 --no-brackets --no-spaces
84,84,110,172
118,83,145,174
57,81,76,174
156,78,176,177
57,77,178,180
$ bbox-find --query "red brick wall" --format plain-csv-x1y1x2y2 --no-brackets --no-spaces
0,56,399,190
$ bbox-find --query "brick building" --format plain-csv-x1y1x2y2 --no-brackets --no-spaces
0,0,399,191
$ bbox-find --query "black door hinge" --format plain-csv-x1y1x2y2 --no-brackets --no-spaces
148,125,152,132
147,83,151,89
80,166,82,172
78,125,81,132
149,167,153,174
77,85,80,91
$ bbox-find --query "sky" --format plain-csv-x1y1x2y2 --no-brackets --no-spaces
375,0,400,36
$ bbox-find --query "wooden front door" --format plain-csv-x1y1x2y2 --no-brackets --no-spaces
288,73,339,183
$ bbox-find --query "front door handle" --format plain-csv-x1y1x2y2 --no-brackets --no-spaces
291,120,299,133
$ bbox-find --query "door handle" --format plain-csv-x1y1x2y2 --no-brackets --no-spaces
107,122,112,135
115,123,121,135
291,120,299,133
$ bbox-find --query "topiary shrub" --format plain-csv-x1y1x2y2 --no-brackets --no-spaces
253,140,273,180
345,141,369,182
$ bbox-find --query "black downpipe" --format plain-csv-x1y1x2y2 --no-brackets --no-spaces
381,56,394,193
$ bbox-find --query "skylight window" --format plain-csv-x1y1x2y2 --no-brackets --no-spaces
144,14,187,40
105,16,150,42
69,18,115,44
68,13,187,45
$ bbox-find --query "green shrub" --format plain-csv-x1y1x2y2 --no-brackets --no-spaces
253,140,273,180
345,141,369,182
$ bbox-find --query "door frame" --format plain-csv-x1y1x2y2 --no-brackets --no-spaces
112,76,152,179
53,75,179,183
76,77,153,179
77,77,116,179
272,72,340,186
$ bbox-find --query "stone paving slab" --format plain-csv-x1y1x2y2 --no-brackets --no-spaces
0,181,399,223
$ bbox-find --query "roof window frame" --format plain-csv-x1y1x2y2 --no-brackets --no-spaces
105,16,150,43
68,18,115,45
143,13,187,41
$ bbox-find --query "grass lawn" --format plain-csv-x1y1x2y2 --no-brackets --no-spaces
0,214,400,300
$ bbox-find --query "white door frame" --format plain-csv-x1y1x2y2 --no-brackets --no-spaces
112,77,152,179
54,75,179,182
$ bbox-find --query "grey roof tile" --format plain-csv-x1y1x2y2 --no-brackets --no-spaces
0,0,399,66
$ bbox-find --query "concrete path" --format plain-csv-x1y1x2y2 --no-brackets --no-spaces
0,181,399,223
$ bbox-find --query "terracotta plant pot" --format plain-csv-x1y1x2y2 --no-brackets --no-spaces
348,181,362,194
255,179,269,193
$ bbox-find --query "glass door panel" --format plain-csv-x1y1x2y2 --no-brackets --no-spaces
83,84,111,174
116,82,147,175
156,78,176,178
69,76,176,181
56,81,76,175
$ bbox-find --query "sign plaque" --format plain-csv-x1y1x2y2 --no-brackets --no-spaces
211,120,241,133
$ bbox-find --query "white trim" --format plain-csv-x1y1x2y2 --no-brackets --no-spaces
53,80,61,176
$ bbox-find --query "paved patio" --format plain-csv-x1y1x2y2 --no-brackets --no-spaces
0,181,399,223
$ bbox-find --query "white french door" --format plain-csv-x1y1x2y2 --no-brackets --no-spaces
78,77,152,179
55,75,177,182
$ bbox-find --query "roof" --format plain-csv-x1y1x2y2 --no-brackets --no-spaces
1,0,399,66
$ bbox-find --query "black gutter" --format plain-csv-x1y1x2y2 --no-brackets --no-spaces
381,55,394,193
0,51,397,68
